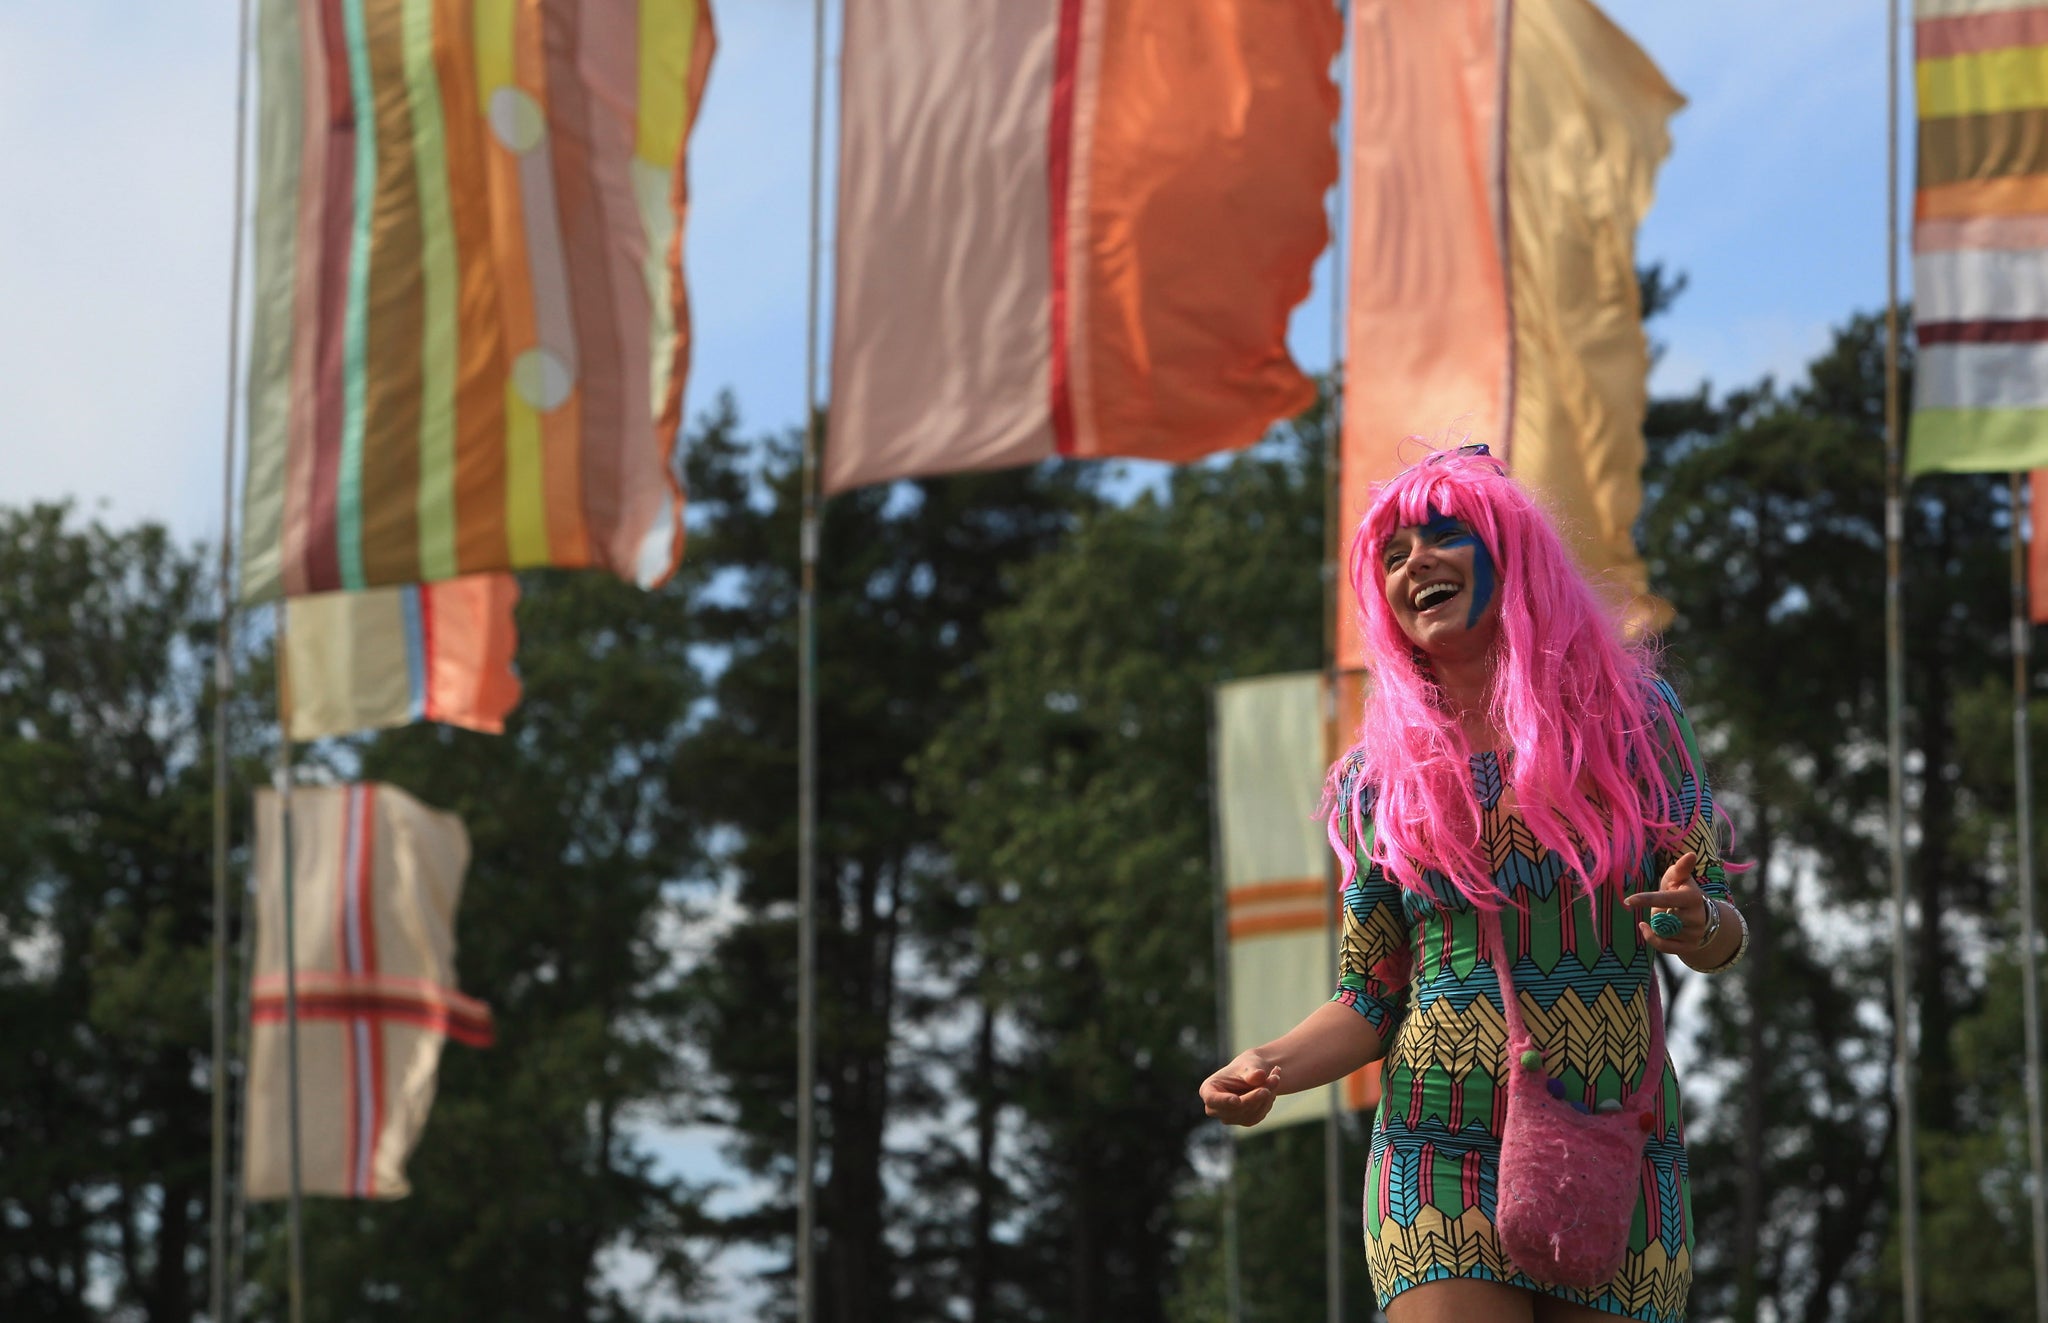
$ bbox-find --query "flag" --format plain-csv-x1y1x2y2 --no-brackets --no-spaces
1215,672,1378,1132
1339,0,1682,668
1910,2,2048,475
240,0,717,603
245,783,493,1201
824,0,1340,495
281,573,522,741
2035,476,2048,623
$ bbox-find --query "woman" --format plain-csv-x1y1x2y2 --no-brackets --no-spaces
1199,447,1748,1323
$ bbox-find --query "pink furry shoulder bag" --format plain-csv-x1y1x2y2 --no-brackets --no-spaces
1483,907,1666,1292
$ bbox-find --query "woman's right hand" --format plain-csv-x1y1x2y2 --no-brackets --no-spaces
1200,1055,1283,1126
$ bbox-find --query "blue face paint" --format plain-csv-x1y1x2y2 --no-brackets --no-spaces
1419,508,1497,629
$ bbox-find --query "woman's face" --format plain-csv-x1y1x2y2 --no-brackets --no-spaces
1379,509,1501,663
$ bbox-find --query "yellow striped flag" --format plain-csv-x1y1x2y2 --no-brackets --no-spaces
1339,0,1681,667
1215,672,1377,1133
1910,2,2048,484
240,0,716,603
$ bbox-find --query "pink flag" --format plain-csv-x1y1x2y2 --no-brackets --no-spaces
825,0,1341,494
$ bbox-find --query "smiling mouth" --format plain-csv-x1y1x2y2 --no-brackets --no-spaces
1412,582,1462,613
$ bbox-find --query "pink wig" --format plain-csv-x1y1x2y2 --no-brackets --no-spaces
1328,448,1684,908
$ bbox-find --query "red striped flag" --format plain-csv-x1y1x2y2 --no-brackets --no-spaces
244,783,490,1201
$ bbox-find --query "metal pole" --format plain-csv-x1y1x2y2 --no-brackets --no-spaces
227,865,258,1312
1883,3,1921,1317
796,0,829,1318
211,1,255,1317
1204,700,1236,1323
2012,473,2048,1323
1321,703,1345,1323
1208,695,1244,1323
1322,6,1351,1318
272,608,306,1323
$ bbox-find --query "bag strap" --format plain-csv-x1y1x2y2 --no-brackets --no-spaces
1480,904,1667,1106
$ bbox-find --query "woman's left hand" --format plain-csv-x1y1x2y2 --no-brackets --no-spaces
1622,850,1711,953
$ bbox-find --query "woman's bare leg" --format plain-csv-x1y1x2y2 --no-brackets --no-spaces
1533,1295,1627,1323
1384,1278,1537,1323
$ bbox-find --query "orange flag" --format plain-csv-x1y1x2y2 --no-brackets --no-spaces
1340,0,1682,667
825,0,1340,494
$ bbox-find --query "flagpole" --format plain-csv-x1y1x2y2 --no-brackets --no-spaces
1883,3,1922,1317
1207,695,1244,1323
211,0,255,1317
1321,7,1351,1322
795,0,829,1318
271,608,307,1323
2011,472,2048,1323
227,860,258,1310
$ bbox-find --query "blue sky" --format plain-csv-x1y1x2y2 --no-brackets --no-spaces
1,0,1897,549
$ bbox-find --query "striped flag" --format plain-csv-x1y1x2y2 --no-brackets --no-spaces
1215,672,1377,1132
281,573,521,741
240,0,716,603
1339,0,1682,667
1911,2,2048,481
244,783,492,1201
824,0,1341,494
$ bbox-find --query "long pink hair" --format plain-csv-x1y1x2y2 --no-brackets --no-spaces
1328,448,1685,908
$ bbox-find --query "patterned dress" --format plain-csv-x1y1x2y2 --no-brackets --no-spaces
1331,683,1727,1321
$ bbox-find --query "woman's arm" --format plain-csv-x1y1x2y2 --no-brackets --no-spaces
1631,682,1749,973
1200,1004,1383,1125
1624,849,1748,972
1201,769,1409,1127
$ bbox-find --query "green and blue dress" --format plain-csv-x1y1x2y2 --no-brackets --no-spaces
1332,683,1726,1321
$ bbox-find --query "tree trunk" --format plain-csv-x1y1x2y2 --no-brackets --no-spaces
1735,798,1770,1322
822,858,900,1323
1913,616,1959,1134
969,984,998,1323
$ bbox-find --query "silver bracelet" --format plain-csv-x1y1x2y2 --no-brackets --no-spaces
1695,902,1749,976
1694,894,1723,949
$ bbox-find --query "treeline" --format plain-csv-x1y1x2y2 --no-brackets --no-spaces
0,300,2039,1321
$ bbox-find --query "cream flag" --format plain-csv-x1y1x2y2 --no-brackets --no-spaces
1216,672,1377,1134
245,783,492,1201
281,574,521,742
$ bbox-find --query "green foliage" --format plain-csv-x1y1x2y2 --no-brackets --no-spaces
13,297,2048,1323
669,397,1093,1322
0,504,252,1322
1642,312,2040,1322
916,401,1333,1322
244,543,721,1321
